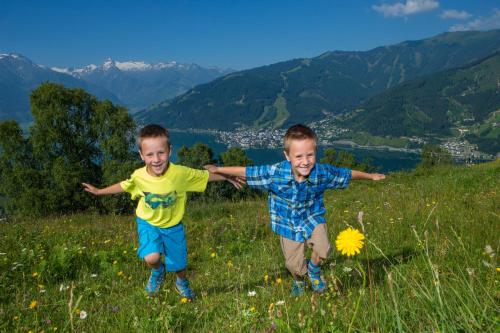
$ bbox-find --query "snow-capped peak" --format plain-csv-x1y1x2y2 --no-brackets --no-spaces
103,58,116,70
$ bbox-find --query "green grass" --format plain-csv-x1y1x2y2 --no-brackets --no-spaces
1,161,499,332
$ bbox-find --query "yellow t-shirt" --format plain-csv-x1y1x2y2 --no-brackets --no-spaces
120,163,209,228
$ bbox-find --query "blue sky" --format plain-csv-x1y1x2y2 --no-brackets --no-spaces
1,0,499,70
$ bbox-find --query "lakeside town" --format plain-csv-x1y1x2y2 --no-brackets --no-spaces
175,122,496,162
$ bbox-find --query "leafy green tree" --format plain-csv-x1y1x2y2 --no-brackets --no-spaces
418,144,452,170
0,121,45,216
320,148,376,172
0,82,138,216
177,143,218,202
219,147,255,200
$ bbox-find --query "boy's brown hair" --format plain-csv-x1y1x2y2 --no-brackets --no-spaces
138,124,171,150
283,124,317,153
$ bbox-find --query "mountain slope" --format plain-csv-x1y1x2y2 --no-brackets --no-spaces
57,59,233,111
136,29,500,130
0,54,121,124
345,52,500,153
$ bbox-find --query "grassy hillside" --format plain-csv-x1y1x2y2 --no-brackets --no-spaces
345,52,500,152
1,161,499,332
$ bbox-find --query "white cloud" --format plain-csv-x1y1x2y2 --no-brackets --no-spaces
373,0,439,17
440,9,471,20
449,9,500,31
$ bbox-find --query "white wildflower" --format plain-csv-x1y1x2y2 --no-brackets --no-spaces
79,310,87,319
247,290,256,297
276,300,285,306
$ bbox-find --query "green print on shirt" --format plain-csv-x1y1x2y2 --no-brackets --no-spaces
144,192,177,209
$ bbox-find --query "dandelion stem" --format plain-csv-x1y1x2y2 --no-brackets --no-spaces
347,261,366,333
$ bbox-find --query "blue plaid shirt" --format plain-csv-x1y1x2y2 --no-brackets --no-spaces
246,161,351,242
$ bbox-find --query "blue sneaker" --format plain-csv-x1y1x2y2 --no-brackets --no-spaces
291,280,305,296
145,264,165,295
307,260,326,293
175,278,195,300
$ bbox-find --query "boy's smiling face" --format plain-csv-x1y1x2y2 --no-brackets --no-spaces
139,136,171,177
284,138,317,182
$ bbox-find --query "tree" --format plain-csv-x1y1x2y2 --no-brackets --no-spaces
219,147,255,200
0,82,138,216
320,148,376,172
0,121,45,216
418,144,452,169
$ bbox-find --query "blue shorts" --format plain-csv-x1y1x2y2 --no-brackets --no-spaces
136,217,187,272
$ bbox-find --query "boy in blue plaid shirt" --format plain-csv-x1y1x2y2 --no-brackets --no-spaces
206,124,385,295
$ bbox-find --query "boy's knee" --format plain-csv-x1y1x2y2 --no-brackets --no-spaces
315,244,332,260
144,252,161,266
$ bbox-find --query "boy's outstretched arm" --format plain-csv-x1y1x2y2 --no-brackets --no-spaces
204,165,247,178
351,170,386,181
207,172,245,190
82,182,124,196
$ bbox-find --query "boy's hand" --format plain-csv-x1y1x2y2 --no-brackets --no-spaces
371,173,386,181
226,175,246,190
82,183,100,195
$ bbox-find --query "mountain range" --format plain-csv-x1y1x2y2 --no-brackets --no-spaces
345,52,500,154
53,59,233,111
0,54,119,124
0,55,232,124
137,30,500,133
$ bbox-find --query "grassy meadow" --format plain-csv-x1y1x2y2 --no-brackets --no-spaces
1,161,499,332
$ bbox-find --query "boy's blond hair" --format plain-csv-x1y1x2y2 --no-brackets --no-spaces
138,124,171,150
283,124,317,153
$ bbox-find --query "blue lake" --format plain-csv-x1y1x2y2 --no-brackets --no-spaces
169,131,421,173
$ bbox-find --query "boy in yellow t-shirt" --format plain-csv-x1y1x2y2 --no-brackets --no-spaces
82,124,241,299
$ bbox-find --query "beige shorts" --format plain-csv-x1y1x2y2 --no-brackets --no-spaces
279,223,331,277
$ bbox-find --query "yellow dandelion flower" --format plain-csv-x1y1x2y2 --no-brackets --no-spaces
335,228,365,257
29,300,38,309
32,272,38,277
276,278,282,284
117,271,123,277
314,279,320,285
496,267,500,272
211,252,216,258
250,307,256,312
264,274,269,283
226,260,233,268
180,297,188,303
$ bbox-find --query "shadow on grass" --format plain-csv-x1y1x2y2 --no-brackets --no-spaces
202,267,288,296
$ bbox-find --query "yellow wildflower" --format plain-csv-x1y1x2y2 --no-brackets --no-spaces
113,260,118,265
29,300,37,309
104,239,111,244
496,267,500,272
32,272,38,277
250,307,256,312
211,252,216,258
276,278,282,284
264,274,269,283
180,297,188,303
335,228,365,257
117,271,123,277
227,260,233,268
